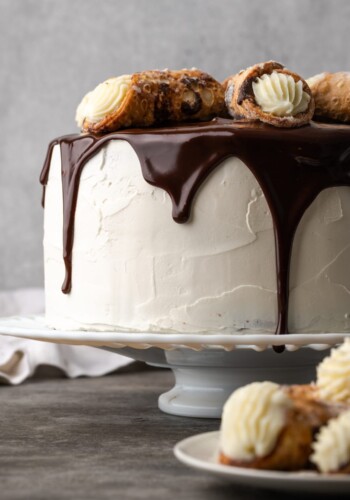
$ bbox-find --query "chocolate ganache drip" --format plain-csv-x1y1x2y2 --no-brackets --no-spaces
40,118,350,338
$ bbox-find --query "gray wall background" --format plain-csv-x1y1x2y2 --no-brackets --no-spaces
0,0,349,290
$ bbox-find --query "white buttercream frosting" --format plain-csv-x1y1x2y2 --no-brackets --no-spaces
316,339,350,403
43,140,350,333
75,75,131,127
311,410,350,473
252,72,310,117
220,382,292,461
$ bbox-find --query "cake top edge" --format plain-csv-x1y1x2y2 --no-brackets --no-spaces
74,64,350,135
51,118,350,147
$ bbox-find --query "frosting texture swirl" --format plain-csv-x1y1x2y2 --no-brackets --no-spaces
252,71,310,117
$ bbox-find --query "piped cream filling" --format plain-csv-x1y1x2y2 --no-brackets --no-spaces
75,75,132,127
311,410,350,473
316,338,350,404
220,381,292,461
252,71,310,117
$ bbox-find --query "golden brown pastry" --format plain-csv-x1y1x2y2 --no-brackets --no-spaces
285,383,346,429
76,69,226,134
307,72,350,123
219,413,313,471
218,381,347,471
223,61,314,128
219,382,315,471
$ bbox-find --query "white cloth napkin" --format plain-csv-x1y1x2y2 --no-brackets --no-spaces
0,288,132,384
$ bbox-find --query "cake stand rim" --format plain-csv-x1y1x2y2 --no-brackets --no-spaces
0,314,348,351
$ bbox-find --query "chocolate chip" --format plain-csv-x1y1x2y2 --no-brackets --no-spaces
181,91,202,115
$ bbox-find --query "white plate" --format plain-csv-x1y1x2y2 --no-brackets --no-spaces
174,431,350,494
0,314,349,351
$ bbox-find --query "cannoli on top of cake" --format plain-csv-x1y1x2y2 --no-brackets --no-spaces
307,71,350,123
223,60,315,128
76,69,226,134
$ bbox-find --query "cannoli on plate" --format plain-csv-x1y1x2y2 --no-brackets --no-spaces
218,342,350,472
307,71,350,123
219,381,314,471
76,69,226,134
218,380,347,471
223,60,314,128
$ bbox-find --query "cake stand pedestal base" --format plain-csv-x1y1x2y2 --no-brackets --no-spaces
106,346,329,418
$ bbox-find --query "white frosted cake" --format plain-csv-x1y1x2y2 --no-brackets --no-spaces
41,66,350,336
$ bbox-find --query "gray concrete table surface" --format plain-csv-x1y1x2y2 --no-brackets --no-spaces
0,364,331,500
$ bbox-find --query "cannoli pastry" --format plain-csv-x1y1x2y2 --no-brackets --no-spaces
76,69,226,134
223,61,314,128
219,382,314,471
316,338,350,405
285,383,346,429
307,72,350,123
311,410,350,474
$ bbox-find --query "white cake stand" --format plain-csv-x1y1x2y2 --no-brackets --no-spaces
0,315,348,418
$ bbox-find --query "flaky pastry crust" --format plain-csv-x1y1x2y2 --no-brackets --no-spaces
307,72,350,123
82,69,226,134
285,384,346,429
219,384,349,471
219,405,313,471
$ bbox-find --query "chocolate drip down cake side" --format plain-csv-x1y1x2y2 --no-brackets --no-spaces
41,64,350,337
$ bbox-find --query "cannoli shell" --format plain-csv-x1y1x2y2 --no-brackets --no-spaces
82,69,226,134
307,72,350,123
219,384,348,471
285,384,346,429
223,61,314,128
219,406,313,471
